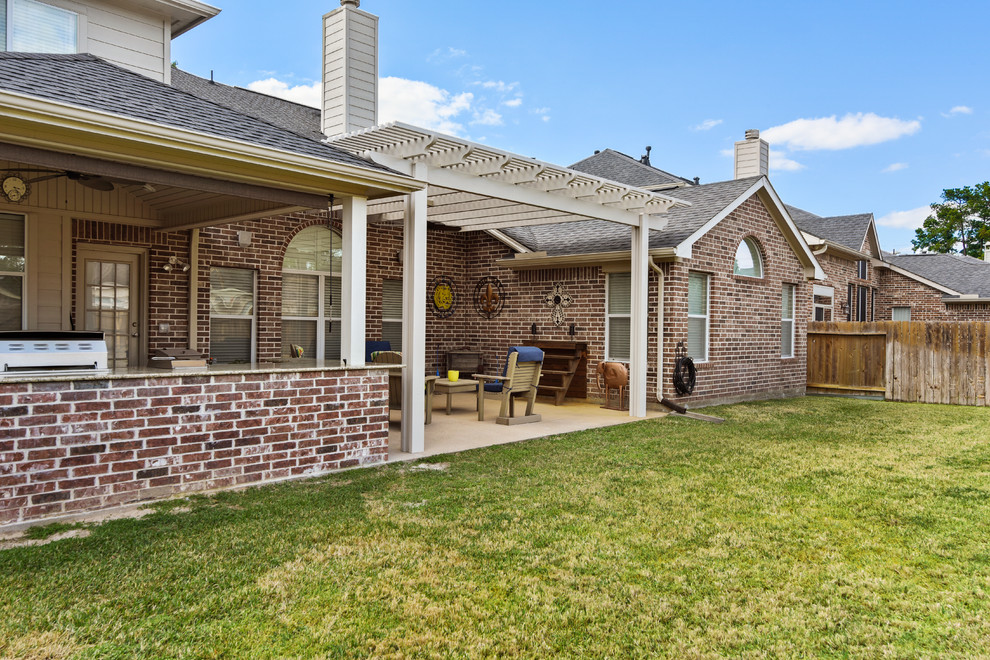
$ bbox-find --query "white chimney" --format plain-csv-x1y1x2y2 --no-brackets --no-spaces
322,0,378,137
734,129,769,179
985,242,990,262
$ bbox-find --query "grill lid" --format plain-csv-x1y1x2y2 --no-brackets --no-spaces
0,331,109,374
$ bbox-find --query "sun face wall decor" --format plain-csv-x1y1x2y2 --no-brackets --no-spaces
430,276,457,318
544,282,573,326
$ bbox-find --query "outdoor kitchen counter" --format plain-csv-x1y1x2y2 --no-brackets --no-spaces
0,360,395,384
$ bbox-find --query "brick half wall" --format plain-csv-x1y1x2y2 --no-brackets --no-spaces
0,369,389,530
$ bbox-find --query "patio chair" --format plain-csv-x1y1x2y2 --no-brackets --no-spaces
474,346,544,425
371,350,435,424
365,340,391,363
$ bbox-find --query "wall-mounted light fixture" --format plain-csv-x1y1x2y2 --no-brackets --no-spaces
162,255,190,273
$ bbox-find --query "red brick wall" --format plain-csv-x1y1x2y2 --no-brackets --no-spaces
0,369,388,530
660,196,810,406
876,267,990,321
814,252,879,321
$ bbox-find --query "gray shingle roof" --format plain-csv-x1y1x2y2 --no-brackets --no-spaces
0,53,395,174
787,204,873,252
170,68,324,141
569,149,694,190
501,176,763,256
885,253,990,297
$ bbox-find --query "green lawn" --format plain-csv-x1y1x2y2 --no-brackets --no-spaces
3,397,990,658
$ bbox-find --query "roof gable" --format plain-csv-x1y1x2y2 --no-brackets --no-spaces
885,253,990,297
788,205,876,254
569,149,693,190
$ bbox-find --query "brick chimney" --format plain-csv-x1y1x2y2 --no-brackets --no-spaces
734,129,769,179
322,0,378,137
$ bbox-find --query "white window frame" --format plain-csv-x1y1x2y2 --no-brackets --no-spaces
733,237,763,278
381,278,403,352
812,284,833,322
687,271,710,363
605,271,631,362
3,0,83,53
209,267,257,364
281,270,341,359
0,212,25,330
782,283,796,358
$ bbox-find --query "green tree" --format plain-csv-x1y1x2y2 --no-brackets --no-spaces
912,182,990,258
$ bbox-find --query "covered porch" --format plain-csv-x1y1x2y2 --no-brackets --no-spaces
331,122,690,456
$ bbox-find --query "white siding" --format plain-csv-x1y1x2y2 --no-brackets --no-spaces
322,5,378,137
26,212,66,330
36,0,171,81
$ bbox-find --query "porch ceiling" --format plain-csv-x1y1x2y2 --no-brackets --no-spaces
330,122,691,231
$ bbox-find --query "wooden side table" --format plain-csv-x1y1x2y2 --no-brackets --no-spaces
434,378,479,417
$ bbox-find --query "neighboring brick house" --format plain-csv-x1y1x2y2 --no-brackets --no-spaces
786,207,883,322
875,253,990,321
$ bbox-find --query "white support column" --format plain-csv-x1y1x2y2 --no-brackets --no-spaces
629,213,649,417
340,195,368,367
401,163,429,453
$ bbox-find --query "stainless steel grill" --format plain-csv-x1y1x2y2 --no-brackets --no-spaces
0,331,109,376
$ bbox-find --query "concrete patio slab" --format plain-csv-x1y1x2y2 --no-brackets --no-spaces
388,392,668,462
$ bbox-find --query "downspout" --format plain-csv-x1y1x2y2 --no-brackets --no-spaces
188,228,199,352
649,257,664,402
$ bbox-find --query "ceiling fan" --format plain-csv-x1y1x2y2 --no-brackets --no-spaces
19,168,142,192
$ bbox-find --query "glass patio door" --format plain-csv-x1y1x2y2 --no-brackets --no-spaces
77,250,142,369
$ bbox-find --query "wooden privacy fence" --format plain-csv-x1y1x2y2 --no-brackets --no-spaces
807,321,990,406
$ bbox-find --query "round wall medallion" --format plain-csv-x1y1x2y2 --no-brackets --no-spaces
430,276,457,318
474,276,506,319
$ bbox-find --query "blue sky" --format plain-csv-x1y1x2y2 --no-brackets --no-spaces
172,1,990,254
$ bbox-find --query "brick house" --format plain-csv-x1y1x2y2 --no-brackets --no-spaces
2,0,716,528
785,207,883,322
874,253,990,321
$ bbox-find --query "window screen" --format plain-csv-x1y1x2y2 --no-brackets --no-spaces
782,284,795,358
9,0,77,53
688,272,709,361
382,279,403,352
210,268,255,363
282,227,341,360
892,306,911,321
606,272,631,361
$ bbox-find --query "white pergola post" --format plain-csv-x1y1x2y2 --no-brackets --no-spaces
401,163,429,453
629,213,649,417
340,195,368,367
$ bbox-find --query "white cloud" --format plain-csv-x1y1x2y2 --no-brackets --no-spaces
762,112,921,151
471,108,503,126
503,97,523,108
379,76,473,135
692,119,723,131
477,80,518,93
944,105,973,116
877,205,931,229
247,78,320,108
532,107,551,122
770,150,804,172
428,47,467,62
882,162,909,173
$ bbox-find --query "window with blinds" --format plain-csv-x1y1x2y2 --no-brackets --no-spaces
0,213,24,330
6,0,77,53
782,283,795,358
209,267,256,364
687,272,709,362
282,226,342,360
606,272,631,361
382,279,403,352
892,306,911,321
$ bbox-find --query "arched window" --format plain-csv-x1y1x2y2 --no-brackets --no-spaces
733,237,763,278
282,226,342,360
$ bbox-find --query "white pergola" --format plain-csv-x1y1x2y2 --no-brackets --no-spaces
328,122,690,453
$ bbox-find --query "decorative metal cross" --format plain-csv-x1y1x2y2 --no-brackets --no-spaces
544,282,573,326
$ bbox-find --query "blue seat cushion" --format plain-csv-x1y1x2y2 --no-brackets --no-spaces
485,347,543,392
365,340,391,363
484,382,504,393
